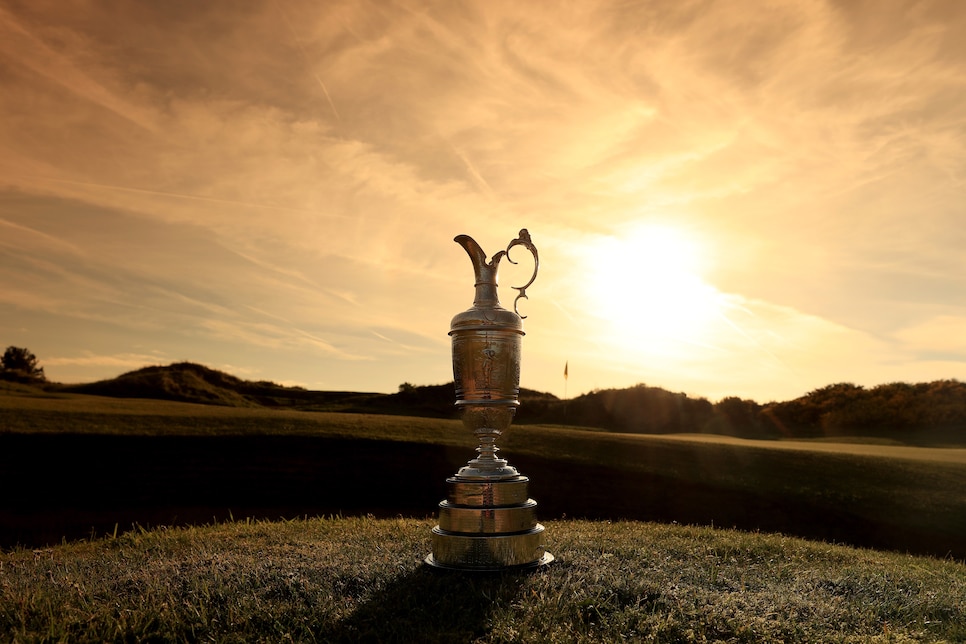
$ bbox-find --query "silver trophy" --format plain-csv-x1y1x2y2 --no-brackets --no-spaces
425,229,553,570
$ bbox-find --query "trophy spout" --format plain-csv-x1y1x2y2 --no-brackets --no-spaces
454,234,505,310
453,230,539,316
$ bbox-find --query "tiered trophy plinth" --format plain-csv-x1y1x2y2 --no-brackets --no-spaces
426,475,553,570
425,229,552,571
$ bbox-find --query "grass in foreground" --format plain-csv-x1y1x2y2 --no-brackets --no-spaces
1,517,964,642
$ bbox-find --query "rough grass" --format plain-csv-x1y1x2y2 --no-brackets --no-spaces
1,517,964,643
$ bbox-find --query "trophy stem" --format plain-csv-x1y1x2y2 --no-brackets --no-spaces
456,434,519,480
476,435,499,464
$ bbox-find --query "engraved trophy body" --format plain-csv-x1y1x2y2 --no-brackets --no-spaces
425,229,553,570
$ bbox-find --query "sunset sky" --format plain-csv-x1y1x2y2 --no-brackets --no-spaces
2,0,964,403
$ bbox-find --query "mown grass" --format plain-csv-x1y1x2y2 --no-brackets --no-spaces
3,387,966,560
1,517,964,642
0,388,468,445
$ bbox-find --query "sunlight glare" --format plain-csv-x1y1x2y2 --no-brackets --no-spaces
583,224,723,356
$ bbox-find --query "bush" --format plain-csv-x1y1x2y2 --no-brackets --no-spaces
0,346,46,383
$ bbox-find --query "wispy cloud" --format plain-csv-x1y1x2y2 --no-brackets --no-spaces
0,6,159,135
197,318,371,362
894,315,966,358
45,351,169,370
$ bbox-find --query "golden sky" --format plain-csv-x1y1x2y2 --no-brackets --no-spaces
1,0,964,402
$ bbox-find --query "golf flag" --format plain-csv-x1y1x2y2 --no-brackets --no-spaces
564,361,568,380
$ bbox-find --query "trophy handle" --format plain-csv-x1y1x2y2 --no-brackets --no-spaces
505,229,539,318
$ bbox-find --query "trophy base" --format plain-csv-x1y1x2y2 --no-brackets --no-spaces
455,452,519,480
424,551,554,571
426,476,553,571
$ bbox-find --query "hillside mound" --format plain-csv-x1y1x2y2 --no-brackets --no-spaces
56,362,379,409
57,363,557,414
61,362,270,407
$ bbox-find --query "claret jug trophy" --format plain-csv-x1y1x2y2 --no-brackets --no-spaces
425,229,554,570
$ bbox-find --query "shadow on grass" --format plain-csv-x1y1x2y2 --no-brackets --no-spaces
0,433,464,549
318,566,530,643
3,433,964,560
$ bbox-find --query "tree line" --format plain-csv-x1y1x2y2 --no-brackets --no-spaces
5,344,965,442
516,380,966,441
387,379,966,442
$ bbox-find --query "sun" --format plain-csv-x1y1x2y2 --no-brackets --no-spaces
582,224,722,355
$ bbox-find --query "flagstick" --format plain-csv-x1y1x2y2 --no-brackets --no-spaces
563,360,569,422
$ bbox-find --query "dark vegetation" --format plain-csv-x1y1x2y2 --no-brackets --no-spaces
51,360,966,446
0,345,45,384
529,381,966,445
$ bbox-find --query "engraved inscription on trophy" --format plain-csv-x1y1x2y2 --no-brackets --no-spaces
425,229,554,571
